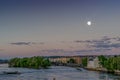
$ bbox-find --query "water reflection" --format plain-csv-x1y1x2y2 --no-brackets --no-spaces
0,65,120,80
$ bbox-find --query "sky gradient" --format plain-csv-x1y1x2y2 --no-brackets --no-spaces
0,0,120,58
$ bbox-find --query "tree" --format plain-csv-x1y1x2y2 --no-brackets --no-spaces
98,55,107,67
8,56,51,69
82,57,88,67
98,55,120,72
67,58,75,63
41,59,51,68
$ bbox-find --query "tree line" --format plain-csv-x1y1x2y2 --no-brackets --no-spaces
98,55,120,72
81,55,120,72
8,56,51,69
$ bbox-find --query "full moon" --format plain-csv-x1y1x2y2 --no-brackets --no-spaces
87,21,92,26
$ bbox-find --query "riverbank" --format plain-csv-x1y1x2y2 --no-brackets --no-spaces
0,63,8,68
85,67,120,75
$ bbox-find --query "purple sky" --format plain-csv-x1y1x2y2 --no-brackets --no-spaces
0,0,120,58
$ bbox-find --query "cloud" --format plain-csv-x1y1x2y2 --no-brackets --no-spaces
74,40,92,43
31,42,45,45
115,37,120,41
110,43,120,48
101,36,120,42
10,42,31,46
91,37,120,49
74,48,111,53
74,39,107,44
41,49,67,53
74,37,111,44
40,49,75,55
74,36,120,49
10,42,45,46
92,44,111,48
101,36,113,41
38,49,77,56
39,48,112,56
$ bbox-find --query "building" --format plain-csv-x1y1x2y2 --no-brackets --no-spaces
49,56,82,65
87,57,100,68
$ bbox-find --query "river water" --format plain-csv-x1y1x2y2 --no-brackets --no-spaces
0,64,120,80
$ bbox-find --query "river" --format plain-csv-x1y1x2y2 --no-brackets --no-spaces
0,64,120,80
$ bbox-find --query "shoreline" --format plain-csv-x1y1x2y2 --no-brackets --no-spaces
85,67,120,75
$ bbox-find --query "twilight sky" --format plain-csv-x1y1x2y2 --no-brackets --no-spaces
0,0,120,58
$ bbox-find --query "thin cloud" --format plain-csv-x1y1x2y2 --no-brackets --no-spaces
75,48,111,53
10,42,31,46
41,49,66,53
74,36,120,49
74,40,92,43
39,48,112,56
31,42,45,45
110,43,120,48
10,42,45,46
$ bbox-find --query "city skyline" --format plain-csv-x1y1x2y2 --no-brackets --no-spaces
0,0,120,58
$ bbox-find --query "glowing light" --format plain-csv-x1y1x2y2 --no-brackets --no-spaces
87,21,92,26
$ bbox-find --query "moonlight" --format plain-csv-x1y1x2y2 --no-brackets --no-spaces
87,21,92,26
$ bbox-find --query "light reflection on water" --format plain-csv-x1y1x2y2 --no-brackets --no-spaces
0,65,120,80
